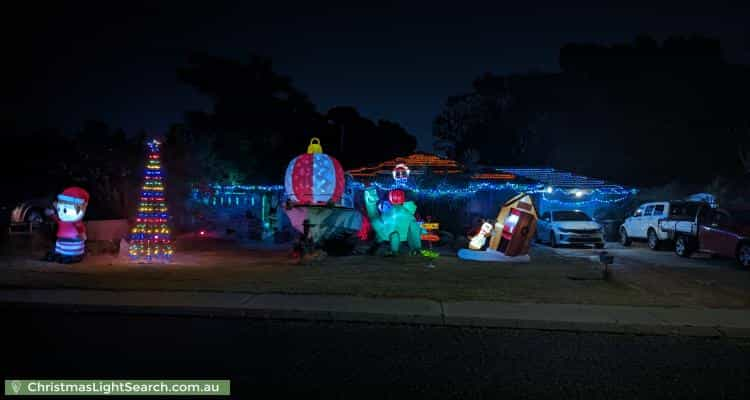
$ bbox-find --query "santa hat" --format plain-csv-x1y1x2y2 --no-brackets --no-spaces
57,187,89,206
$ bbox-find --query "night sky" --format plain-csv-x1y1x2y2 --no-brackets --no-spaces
10,1,749,150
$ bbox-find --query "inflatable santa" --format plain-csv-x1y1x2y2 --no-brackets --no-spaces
44,187,89,263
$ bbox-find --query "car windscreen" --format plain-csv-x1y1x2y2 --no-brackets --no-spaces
552,211,591,221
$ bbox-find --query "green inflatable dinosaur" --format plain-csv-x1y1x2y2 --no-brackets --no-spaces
364,187,422,255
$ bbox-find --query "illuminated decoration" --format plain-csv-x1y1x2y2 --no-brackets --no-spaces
284,138,345,205
392,163,410,184
205,184,284,194
488,193,538,253
420,220,440,267
128,139,173,262
364,187,422,255
282,138,363,248
351,180,632,203
496,168,634,197
471,173,515,180
198,162,634,218
349,165,633,204
378,200,393,214
468,222,493,250
539,193,630,206
388,189,406,205
420,221,440,242
352,180,541,197
357,214,372,240
497,207,536,256
420,249,440,258
421,248,439,268
44,187,90,263
572,189,587,198
458,193,537,262
349,153,463,178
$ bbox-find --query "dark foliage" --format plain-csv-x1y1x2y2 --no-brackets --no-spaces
434,35,750,186
174,53,417,184
2,122,144,220
3,53,417,223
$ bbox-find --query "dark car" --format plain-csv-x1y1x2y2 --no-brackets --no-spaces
660,205,750,267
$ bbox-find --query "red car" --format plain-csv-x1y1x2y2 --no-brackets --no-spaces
660,205,750,267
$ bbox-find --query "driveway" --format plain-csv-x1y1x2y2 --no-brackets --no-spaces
541,241,740,269
538,241,750,309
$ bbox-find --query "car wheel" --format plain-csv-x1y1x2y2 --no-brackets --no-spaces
619,227,632,246
674,235,693,258
647,229,661,250
550,232,558,248
26,210,44,224
737,243,750,268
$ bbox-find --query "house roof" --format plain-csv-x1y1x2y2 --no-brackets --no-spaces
495,167,625,190
348,155,630,191
347,152,464,178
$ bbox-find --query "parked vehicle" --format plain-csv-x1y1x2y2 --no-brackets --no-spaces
537,210,604,248
619,201,704,250
659,204,750,267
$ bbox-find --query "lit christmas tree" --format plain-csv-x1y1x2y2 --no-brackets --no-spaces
128,139,173,262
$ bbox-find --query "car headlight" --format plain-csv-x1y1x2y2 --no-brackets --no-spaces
558,228,574,233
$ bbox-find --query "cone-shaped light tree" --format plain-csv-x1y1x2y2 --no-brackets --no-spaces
128,139,173,262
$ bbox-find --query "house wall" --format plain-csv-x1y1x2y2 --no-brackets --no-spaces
349,186,629,238
188,174,633,242
185,190,291,240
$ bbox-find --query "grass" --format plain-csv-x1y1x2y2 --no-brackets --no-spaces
0,238,747,307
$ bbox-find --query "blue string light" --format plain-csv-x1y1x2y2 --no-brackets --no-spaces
351,181,633,200
208,184,284,195
197,178,635,208
540,193,631,206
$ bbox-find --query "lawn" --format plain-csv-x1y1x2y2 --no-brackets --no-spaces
0,238,746,307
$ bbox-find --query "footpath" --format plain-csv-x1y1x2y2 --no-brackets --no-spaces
2,288,749,338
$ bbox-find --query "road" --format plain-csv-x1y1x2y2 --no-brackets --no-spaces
4,308,749,399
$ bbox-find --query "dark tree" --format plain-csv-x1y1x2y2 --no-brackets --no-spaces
433,73,551,166
177,53,319,183
323,106,417,168
178,53,417,180
434,35,750,185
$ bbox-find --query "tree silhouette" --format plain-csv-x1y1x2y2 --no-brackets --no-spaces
434,35,750,185
177,53,417,182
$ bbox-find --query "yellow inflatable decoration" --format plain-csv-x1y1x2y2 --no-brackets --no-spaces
306,137,323,154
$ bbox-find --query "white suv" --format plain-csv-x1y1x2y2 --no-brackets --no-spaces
619,201,672,250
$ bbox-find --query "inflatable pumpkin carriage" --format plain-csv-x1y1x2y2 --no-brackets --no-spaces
458,193,538,262
283,138,363,252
